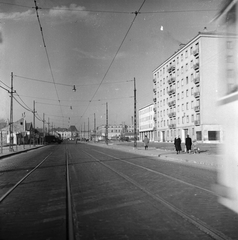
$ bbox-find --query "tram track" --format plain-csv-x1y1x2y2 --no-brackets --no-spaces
0,152,53,203
74,148,233,240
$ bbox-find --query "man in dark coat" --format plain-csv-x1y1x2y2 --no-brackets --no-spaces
174,136,181,154
185,134,192,153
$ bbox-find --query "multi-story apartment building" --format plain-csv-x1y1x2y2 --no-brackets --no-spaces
138,104,155,141
153,31,223,143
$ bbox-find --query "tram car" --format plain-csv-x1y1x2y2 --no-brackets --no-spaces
213,0,238,214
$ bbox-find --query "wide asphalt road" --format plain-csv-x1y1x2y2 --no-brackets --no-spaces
0,141,237,240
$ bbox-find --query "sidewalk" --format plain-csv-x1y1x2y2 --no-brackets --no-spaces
0,144,43,159
90,142,222,170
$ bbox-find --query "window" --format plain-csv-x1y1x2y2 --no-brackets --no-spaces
177,105,180,112
186,63,188,71
186,115,189,123
227,41,233,49
186,102,189,110
196,131,202,141
177,81,179,88
208,131,220,141
182,91,184,99
182,116,185,124
181,66,184,74
186,76,188,84
177,93,180,100
178,117,180,124
182,103,184,111
181,78,184,87
181,53,183,61
186,89,188,97
191,87,194,95
191,73,194,82
191,101,194,109
190,46,193,55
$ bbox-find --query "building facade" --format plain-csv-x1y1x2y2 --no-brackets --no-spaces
138,104,155,141
153,31,223,143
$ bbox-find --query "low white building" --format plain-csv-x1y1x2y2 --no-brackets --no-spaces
139,104,155,142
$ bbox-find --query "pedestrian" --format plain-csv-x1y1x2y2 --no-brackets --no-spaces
174,135,181,154
193,139,200,154
143,135,149,150
185,134,192,153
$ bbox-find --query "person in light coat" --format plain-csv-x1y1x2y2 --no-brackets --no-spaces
143,135,149,150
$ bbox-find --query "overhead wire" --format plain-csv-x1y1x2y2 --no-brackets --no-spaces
79,0,147,122
33,0,64,117
0,1,218,14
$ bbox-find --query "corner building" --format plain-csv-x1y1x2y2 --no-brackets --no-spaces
153,32,223,143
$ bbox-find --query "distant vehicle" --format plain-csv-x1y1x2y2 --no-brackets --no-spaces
44,135,62,144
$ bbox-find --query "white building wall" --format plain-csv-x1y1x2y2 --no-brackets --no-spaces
152,32,223,143
139,104,155,141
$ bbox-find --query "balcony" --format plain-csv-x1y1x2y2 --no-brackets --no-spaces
168,99,176,107
169,123,176,129
167,88,176,96
194,120,200,126
168,65,175,73
194,91,200,98
153,78,156,84
153,98,157,102
153,88,156,93
168,112,176,118
194,76,200,85
153,117,157,122
193,63,199,71
194,105,200,112
193,48,199,57
168,77,176,85
153,107,157,112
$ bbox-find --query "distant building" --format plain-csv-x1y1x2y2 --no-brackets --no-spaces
96,124,138,140
55,125,78,140
138,104,155,141
153,31,224,143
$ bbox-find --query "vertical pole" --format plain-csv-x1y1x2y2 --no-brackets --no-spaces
105,102,108,145
9,72,14,152
134,77,137,148
88,117,90,140
1,131,2,154
84,122,85,139
43,113,45,144
33,100,36,146
94,113,96,143
48,118,50,135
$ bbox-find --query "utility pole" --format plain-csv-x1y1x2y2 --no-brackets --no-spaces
94,113,96,143
105,102,108,145
88,117,90,140
9,72,15,152
134,77,137,148
84,122,85,139
43,113,45,144
33,100,36,146
48,118,50,135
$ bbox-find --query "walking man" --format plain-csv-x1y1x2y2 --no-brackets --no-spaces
185,134,192,153
174,135,181,154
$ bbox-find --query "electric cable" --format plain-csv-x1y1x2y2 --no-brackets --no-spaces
79,0,146,122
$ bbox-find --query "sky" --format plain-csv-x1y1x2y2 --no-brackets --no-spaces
0,0,223,131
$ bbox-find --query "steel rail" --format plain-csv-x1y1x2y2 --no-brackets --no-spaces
65,150,75,240
92,149,214,194
82,149,232,240
0,152,52,203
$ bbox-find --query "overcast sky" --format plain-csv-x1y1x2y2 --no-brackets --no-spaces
0,0,222,130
